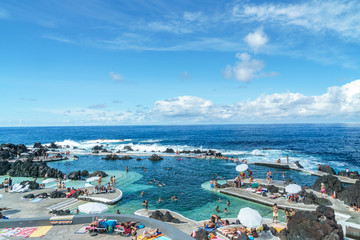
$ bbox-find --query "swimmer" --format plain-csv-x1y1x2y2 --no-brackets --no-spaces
219,198,222,203
171,195,178,201
158,197,163,202
216,206,220,212
140,191,144,197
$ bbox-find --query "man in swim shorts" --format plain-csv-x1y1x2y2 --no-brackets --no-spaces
272,203,278,223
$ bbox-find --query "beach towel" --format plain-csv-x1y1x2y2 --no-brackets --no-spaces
270,223,286,232
16,227,37,237
50,215,74,225
30,198,45,203
0,227,23,237
155,236,171,240
29,226,52,237
137,233,163,240
75,226,87,234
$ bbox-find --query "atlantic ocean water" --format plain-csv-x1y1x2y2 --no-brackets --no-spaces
1,124,359,220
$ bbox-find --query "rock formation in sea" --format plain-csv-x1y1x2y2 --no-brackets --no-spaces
148,154,163,161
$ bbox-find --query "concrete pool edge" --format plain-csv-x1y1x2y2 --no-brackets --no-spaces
0,214,193,240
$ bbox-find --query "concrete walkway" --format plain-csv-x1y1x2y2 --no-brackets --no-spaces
251,161,357,184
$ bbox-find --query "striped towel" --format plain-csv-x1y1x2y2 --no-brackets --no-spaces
50,215,74,225
16,227,37,237
29,226,52,237
1,228,23,237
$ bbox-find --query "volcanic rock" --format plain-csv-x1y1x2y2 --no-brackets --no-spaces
88,171,108,177
312,175,344,196
92,145,103,151
123,146,133,151
7,160,63,178
294,161,304,168
49,142,60,149
164,148,175,153
68,170,81,180
286,206,343,240
338,180,360,206
104,154,120,160
20,181,39,190
148,154,163,161
318,165,336,175
81,170,89,177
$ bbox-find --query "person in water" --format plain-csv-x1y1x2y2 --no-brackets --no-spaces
216,206,220,212
171,195,178,201
227,200,230,206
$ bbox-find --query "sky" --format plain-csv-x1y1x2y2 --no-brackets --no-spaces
0,0,360,126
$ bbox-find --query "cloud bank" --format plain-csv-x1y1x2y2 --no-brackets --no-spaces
44,79,360,125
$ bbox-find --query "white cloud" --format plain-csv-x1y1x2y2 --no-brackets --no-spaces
109,72,124,82
244,27,268,51
152,96,212,118
43,34,72,43
233,0,360,41
224,52,265,82
150,80,360,122
31,80,360,124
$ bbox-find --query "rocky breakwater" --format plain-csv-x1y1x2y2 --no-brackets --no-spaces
0,143,28,160
0,159,63,178
276,206,344,240
103,154,133,160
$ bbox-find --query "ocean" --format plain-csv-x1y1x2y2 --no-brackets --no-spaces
0,124,359,220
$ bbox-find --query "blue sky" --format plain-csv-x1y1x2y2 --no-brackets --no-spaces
0,0,360,126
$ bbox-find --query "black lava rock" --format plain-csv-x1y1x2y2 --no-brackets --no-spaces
81,170,89,177
120,155,133,160
20,181,39,190
68,170,81,180
286,207,343,240
312,175,344,196
318,165,336,175
338,180,360,206
148,154,163,161
164,148,175,153
88,171,108,177
104,154,120,160
294,161,304,168
123,146,134,151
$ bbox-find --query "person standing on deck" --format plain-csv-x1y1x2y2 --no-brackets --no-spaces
287,155,289,165
346,168,350,178
272,203,279,224
282,171,285,184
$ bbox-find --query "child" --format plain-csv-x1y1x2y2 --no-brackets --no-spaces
321,183,326,198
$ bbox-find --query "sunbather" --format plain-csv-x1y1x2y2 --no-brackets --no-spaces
202,218,216,228
89,217,99,227
138,228,161,240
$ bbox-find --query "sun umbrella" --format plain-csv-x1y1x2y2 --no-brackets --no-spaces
236,164,248,172
237,207,263,228
86,176,100,182
285,184,302,194
42,178,57,184
78,202,108,214
85,183,93,188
